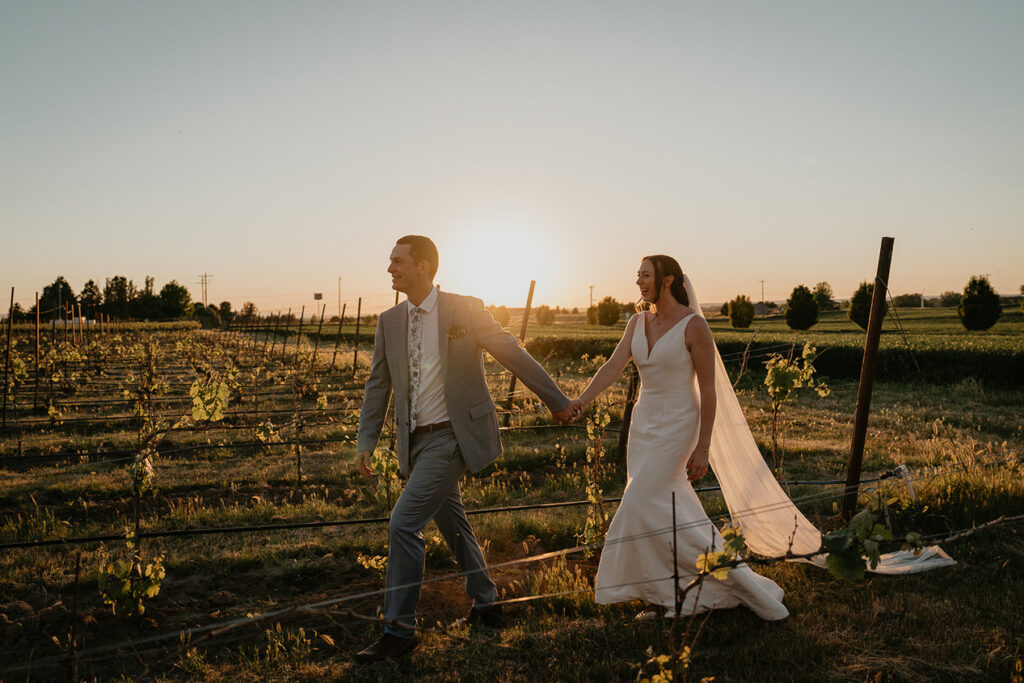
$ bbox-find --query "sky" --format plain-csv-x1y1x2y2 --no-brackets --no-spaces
2,1,1022,315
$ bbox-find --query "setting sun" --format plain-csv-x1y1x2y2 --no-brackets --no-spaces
438,222,560,307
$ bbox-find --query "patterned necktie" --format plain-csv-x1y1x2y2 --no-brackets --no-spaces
408,306,423,431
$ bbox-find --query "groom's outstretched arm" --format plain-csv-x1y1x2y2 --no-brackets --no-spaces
468,299,570,414
356,317,393,474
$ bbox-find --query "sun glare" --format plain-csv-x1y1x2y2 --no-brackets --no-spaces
440,223,558,307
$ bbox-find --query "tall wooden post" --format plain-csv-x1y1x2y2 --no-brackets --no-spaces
3,288,14,429
34,292,40,409
310,303,326,371
330,303,346,372
503,280,536,427
76,303,83,346
294,305,305,362
266,312,281,358
352,298,362,373
280,308,292,362
842,237,895,519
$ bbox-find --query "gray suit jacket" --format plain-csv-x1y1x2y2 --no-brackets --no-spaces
357,291,570,475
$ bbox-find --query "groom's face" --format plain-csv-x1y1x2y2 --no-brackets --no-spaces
388,244,429,293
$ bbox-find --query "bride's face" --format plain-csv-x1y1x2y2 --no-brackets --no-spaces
636,260,656,302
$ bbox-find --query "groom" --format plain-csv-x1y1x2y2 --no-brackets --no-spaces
353,235,578,662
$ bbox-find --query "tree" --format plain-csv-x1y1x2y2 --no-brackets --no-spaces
571,307,579,315
586,306,598,325
812,282,836,311
719,302,729,316
958,275,1001,331
159,281,192,319
6,302,27,323
938,291,960,307
892,293,923,308
728,295,755,329
39,277,76,316
192,303,220,329
596,296,622,326
848,281,875,330
490,306,510,326
785,285,818,330
131,276,161,319
103,276,136,318
534,305,555,326
240,302,258,323
131,291,162,320
218,301,234,325
79,279,103,317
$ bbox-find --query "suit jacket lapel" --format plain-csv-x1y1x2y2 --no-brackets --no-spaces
437,291,452,383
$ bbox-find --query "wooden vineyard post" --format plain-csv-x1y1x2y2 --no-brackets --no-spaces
615,362,640,465
310,303,326,372
62,303,69,344
352,298,362,374
34,292,40,409
294,306,306,363
842,236,895,520
2,287,14,429
280,308,292,362
329,303,346,372
76,303,83,346
266,312,281,358
502,280,536,428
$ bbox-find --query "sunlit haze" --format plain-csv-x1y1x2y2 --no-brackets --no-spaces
2,1,1022,315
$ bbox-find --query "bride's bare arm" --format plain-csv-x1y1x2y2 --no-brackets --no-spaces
686,317,717,480
577,314,639,408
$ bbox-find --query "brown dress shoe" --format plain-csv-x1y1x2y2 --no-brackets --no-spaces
353,633,418,663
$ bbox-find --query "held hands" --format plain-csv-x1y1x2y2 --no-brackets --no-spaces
686,445,710,482
552,399,585,424
355,450,374,478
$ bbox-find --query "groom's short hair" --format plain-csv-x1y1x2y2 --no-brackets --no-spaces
396,235,439,278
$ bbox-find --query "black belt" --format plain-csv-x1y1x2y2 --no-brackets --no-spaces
412,420,452,436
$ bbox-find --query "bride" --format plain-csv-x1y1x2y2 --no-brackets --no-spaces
569,255,955,621
571,255,789,620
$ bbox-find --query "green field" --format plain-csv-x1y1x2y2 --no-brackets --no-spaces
0,313,1022,680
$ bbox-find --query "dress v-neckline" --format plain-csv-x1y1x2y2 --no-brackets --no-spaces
640,311,695,360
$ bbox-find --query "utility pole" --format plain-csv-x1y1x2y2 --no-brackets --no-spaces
759,280,765,317
589,285,594,309
196,273,213,307
338,277,342,319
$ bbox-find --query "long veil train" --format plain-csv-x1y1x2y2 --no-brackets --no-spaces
684,274,954,573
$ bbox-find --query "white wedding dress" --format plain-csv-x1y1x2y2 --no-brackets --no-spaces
594,275,955,619
594,310,790,620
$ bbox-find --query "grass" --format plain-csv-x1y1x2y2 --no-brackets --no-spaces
0,326,1022,680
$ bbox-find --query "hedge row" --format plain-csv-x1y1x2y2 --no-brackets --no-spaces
524,336,1024,387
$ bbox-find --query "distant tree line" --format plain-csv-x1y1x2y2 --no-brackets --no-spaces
6,275,254,330
718,276,1012,332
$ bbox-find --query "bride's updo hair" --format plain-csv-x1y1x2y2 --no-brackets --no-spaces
637,254,689,312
